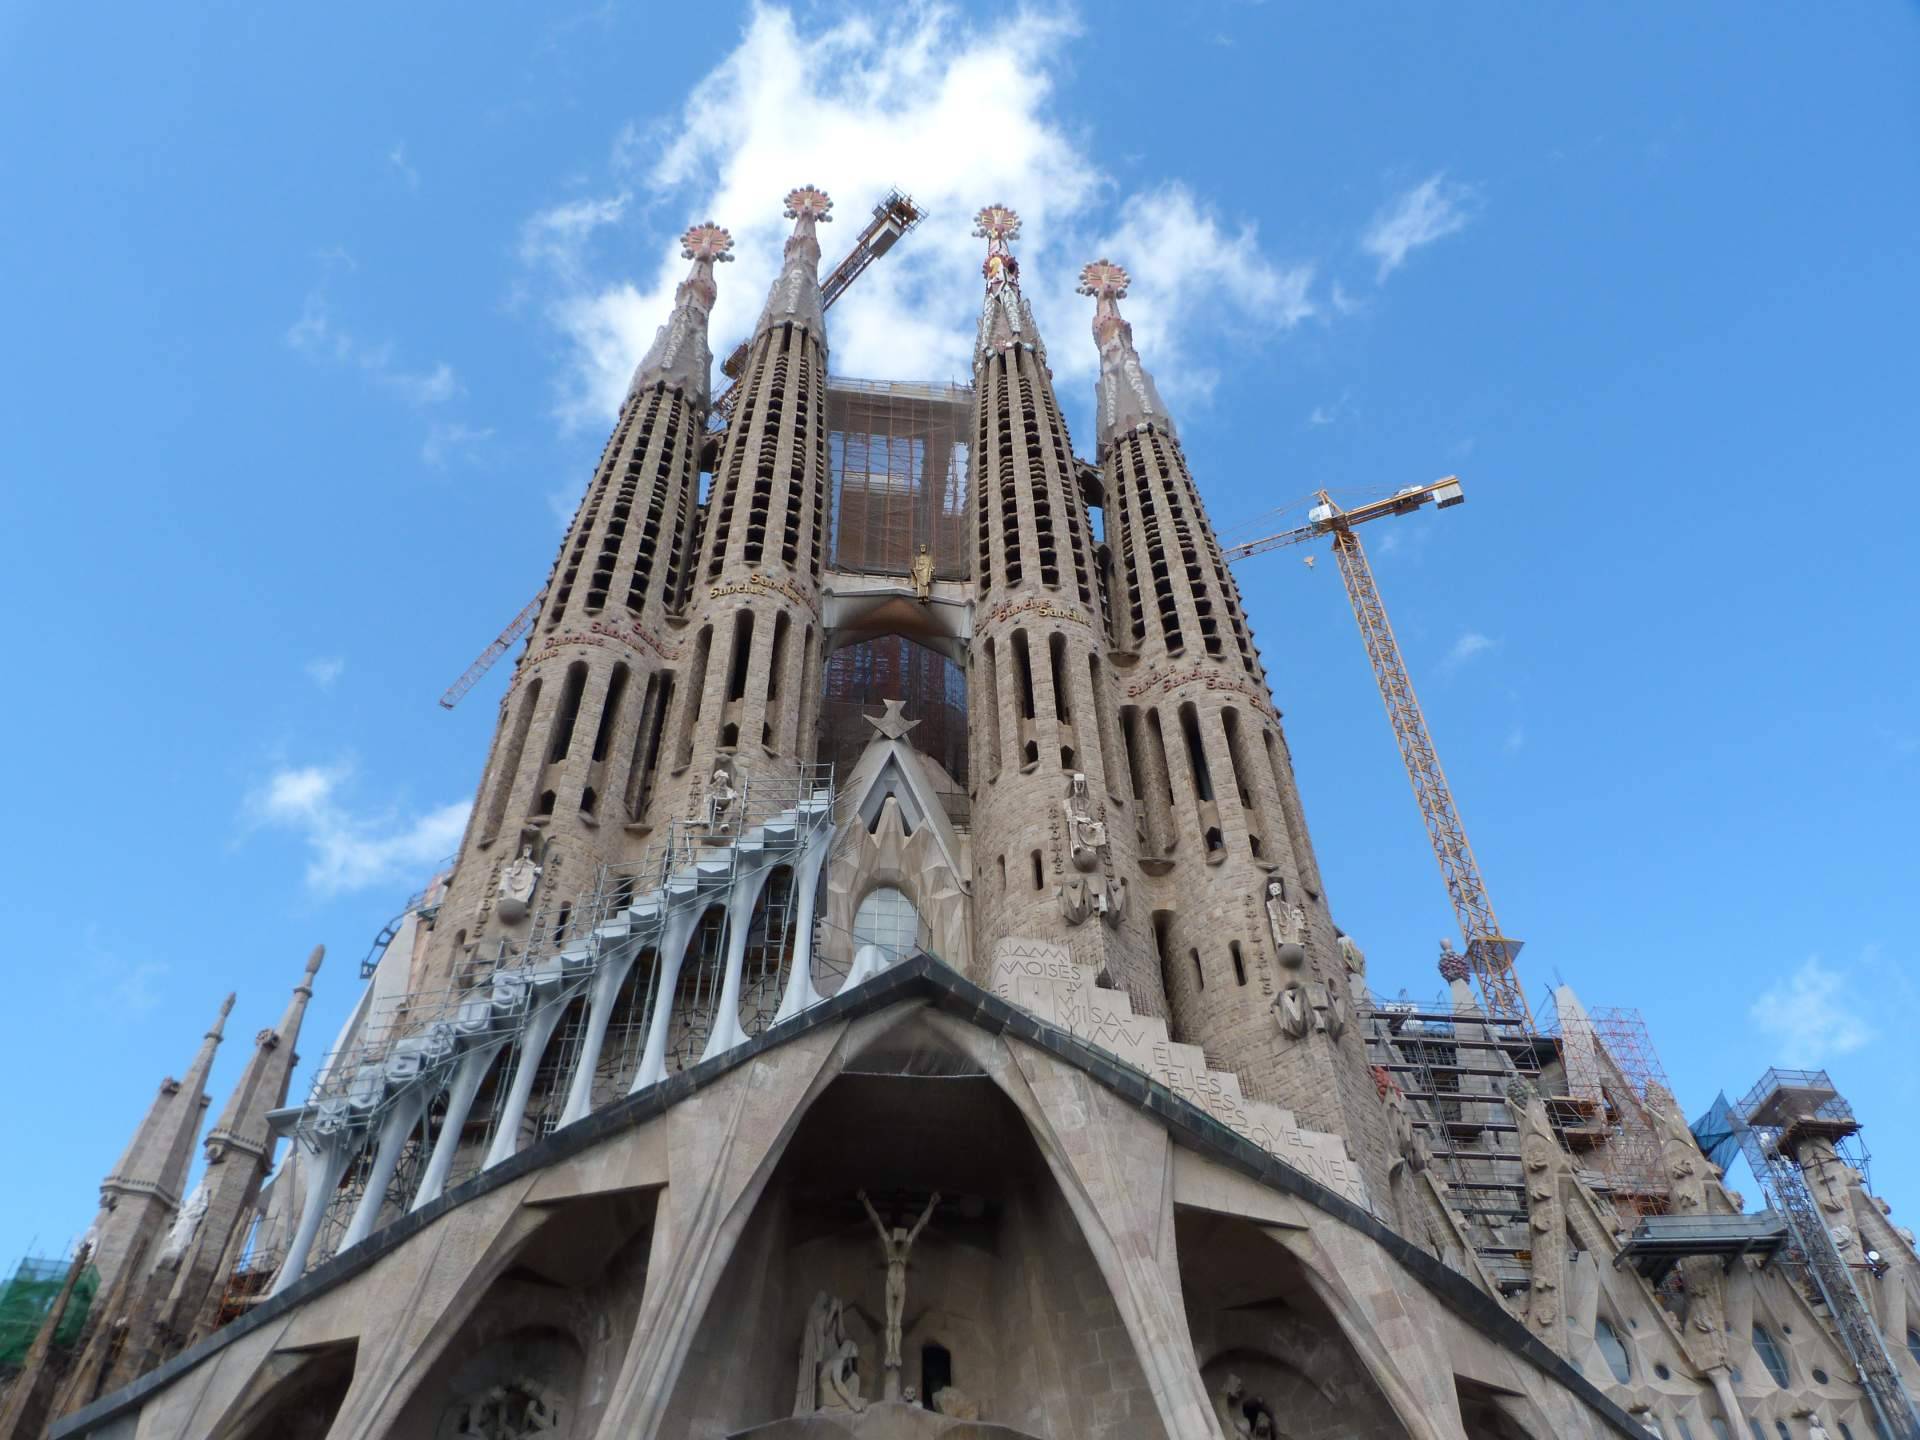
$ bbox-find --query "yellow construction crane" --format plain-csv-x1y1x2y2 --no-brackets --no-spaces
1223,477,1532,1028
440,190,924,710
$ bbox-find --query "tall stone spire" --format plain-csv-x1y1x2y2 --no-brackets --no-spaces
1078,259,1176,451
965,207,1156,1015
755,184,832,343
126,946,324,1362
421,220,735,985
1076,258,1391,1200
629,221,733,413
659,186,838,832
86,993,231,1297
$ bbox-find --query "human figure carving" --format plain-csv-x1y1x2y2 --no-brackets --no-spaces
707,765,737,832
911,542,936,602
859,1188,940,1372
1264,878,1305,964
495,843,542,923
1063,771,1108,871
1213,1372,1252,1437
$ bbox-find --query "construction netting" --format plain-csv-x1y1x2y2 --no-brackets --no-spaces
826,378,971,580
0,1255,98,1370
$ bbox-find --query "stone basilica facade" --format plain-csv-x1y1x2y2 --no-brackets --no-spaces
13,192,1920,1440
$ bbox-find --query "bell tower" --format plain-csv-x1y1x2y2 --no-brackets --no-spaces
1080,258,1389,1188
965,210,1163,1015
421,222,734,988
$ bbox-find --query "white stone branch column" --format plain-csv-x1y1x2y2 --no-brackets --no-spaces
558,944,644,1128
483,993,571,1170
699,863,778,1062
268,1135,356,1298
774,826,839,1023
629,905,707,1094
339,1091,427,1250
410,1047,495,1211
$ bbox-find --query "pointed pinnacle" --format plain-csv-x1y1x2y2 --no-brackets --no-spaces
783,186,833,224
209,992,236,1037
1077,259,1130,301
304,944,325,978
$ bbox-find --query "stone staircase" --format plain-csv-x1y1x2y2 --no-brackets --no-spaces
990,939,1370,1212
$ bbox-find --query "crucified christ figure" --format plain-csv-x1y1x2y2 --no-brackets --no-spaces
858,1188,941,1371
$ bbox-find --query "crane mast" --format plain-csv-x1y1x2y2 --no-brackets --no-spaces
1225,478,1532,1027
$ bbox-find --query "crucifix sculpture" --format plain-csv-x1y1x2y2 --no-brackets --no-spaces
858,1188,941,1377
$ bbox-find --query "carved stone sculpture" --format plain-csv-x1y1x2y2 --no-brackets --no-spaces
1062,772,1108,871
1337,929,1366,978
1263,878,1306,966
860,1189,940,1375
707,765,738,833
1058,875,1091,926
1272,944,1311,1041
1097,875,1128,926
1806,1419,1832,1440
910,543,935,602
495,844,542,924
797,1292,867,1416
1437,939,1471,984
156,1178,209,1267
1508,1081,1570,1342
1214,1373,1252,1438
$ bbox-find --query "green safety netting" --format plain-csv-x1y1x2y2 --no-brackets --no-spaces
0,1257,99,1369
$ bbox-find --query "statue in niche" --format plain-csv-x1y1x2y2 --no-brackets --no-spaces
1058,875,1092,926
1213,1373,1252,1437
1264,878,1305,964
911,543,936,602
859,1189,940,1375
706,765,738,833
1062,772,1108,871
1806,1419,1833,1440
495,843,542,923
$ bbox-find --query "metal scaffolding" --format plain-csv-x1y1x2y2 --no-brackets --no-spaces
1731,1070,1920,1439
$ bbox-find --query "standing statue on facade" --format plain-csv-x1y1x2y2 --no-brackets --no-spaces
911,543,936,602
1264,878,1305,964
706,765,738,833
494,843,542,924
859,1188,940,1376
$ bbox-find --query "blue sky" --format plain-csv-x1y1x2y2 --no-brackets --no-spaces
3,3,1917,1261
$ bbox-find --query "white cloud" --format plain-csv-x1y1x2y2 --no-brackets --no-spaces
304,656,346,690
1749,958,1874,1064
248,762,470,896
520,193,629,286
389,141,420,191
422,421,495,468
286,293,462,409
1504,724,1527,752
1362,172,1477,281
522,5,1310,431
1307,405,1334,427
1445,630,1496,668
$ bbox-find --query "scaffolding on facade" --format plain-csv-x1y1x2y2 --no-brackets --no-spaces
1728,1070,1920,1439
0,1254,97,1373
816,379,974,807
1539,1002,1675,1220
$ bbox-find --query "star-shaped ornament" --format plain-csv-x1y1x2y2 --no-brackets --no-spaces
863,698,921,741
